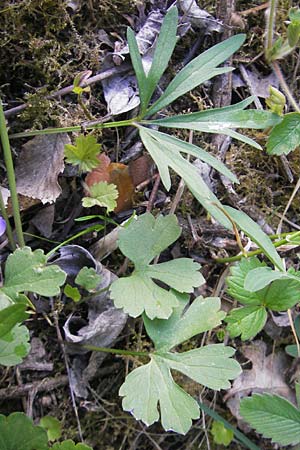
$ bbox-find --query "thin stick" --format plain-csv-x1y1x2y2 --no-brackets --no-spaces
288,309,300,357
272,61,300,112
0,100,24,247
266,0,277,53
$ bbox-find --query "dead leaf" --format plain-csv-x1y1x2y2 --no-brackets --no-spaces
52,245,127,397
178,0,222,33
31,205,55,238
225,341,295,420
15,133,69,204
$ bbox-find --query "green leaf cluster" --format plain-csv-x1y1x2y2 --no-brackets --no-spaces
225,257,300,340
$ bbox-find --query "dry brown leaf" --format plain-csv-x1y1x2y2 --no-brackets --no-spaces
15,133,70,204
225,340,295,419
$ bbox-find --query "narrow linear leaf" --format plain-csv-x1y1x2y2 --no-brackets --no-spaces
127,27,148,112
240,394,300,446
223,206,284,271
146,34,246,116
267,112,300,155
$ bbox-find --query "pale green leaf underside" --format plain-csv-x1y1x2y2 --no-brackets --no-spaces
240,394,300,446
2,247,66,298
120,345,240,434
118,213,181,266
110,272,179,319
144,294,225,351
0,412,48,450
267,112,300,155
223,207,284,271
139,127,233,228
226,305,267,340
146,34,246,116
0,324,30,367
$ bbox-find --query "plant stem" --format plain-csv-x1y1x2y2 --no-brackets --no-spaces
266,0,277,54
0,100,24,247
0,189,15,250
272,61,300,112
9,118,137,139
216,237,288,264
81,344,150,358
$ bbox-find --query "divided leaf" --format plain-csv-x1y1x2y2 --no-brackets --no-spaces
146,34,246,116
120,295,241,434
139,126,233,228
226,305,267,341
147,98,281,149
267,112,300,155
1,247,66,298
0,324,30,366
110,213,204,319
0,303,28,338
82,181,118,212
240,394,300,446
64,134,101,172
0,412,48,450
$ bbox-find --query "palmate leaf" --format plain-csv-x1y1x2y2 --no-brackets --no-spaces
146,34,246,116
64,134,101,172
244,266,300,291
120,294,241,434
146,97,282,149
1,247,66,299
267,112,300,155
110,213,204,319
82,181,118,212
0,303,28,338
226,257,300,340
240,394,300,446
0,324,30,366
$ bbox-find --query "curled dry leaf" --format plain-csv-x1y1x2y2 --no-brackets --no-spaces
15,134,70,204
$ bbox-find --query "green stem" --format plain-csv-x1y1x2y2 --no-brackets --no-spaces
0,100,25,247
0,189,15,250
198,401,260,450
216,237,288,264
81,344,150,358
46,224,105,258
272,61,300,112
9,118,137,139
266,0,277,55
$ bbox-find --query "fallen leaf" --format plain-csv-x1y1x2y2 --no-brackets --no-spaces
15,134,69,204
225,340,295,420
85,153,135,213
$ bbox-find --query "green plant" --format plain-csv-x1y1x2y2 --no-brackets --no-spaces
1,5,297,447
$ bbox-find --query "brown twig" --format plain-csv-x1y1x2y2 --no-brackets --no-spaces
0,375,69,399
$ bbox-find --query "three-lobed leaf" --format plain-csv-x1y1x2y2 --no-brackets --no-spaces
110,213,204,319
64,134,101,172
120,295,241,434
240,394,300,446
